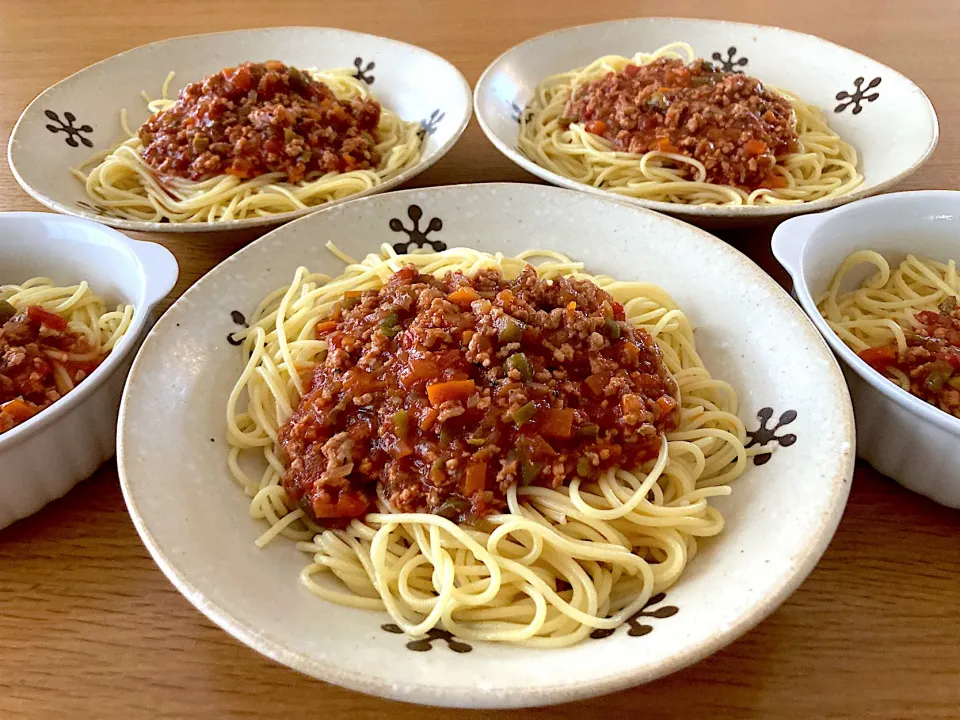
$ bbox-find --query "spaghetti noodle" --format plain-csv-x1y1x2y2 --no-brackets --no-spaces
226,246,765,647
518,42,862,206
818,250,960,416
72,65,423,224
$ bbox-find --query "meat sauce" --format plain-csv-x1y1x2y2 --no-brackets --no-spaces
0,301,105,434
562,57,798,190
139,61,381,183
857,296,960,417
279,266,680,524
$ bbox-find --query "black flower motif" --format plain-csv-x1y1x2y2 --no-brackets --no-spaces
711,47,748,73
835,77,881,114
389,205,446,253
510,101,532,125
419,109,445,137
75,200,118,218
353,57,375,85
745,407,798,465
44,110,93,147
227,310,249,346
381,623,472,653
590,592,679,640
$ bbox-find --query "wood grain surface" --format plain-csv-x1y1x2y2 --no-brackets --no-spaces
1,1,959,718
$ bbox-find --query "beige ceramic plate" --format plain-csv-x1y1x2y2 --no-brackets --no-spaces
8,27,471,233
118,183,854,707
475,18,938,223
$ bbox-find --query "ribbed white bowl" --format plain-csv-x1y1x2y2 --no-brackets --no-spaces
773,191,960,507
0,212,178,528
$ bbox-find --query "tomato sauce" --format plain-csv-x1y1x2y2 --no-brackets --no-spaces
279,266,679,524
139,61,381,183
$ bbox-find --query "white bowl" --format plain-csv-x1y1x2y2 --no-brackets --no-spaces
475,17,938,223
7,27,472,233
118,183,853,707
773,190,960,508
0,212,178,528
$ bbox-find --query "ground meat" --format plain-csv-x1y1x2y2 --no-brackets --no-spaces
278,265,680,525
139,61,381,183
857,296,960,417
0,302,105,434
562,57,798,189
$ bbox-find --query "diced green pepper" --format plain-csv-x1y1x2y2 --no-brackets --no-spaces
939,295,958,314
0,300,16,324
392,410,409,439
925,361,954,392
948,377,960,391
439,426,453,445
436,497,471,519
380,313,401,338
498,319,523,343
576,424,600,439
431,457,447,483
605,318,621,340
521,460,543,485
576,456,591,477
512,401,537,427
467,436,487,446
506,352,532,382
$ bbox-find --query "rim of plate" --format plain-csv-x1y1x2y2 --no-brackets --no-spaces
474,17,940,220
117,183,855,707
7,26,473,234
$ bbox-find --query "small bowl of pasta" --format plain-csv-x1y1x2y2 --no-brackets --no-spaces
0,212,177,528
773,190,960,507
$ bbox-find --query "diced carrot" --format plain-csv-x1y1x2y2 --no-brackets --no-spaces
539,408,574,440
655,396,677,418
314,321,338,334
584,120,608,135
447,287,480,307
26,305,67,331
858,345,898,367
585,372,609,396
744,139,768,156
761,173,788,189
464,462,487,496
420,407,439,431
462,330,475,345
656,137,679,154
313,490,370,519
343,369,381,394
344,290,363,299
426,379,476,407
567,301,577,312
763,110,777,124
497,289,515,305
1,398,37,423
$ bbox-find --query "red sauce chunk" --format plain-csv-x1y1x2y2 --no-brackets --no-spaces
279,266,680,524
139,61,382,183
562,58,798,190
857,296,960,417
0,301,106,434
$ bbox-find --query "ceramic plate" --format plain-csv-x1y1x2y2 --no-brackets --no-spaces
118,183,854,708
7,27,471,233
474,18,938,223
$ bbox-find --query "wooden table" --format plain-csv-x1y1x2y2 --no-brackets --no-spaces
1,1,958,717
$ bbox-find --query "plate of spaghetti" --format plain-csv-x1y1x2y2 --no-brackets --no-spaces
118,183,853,707
8,28,471,232
475,18,938,221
